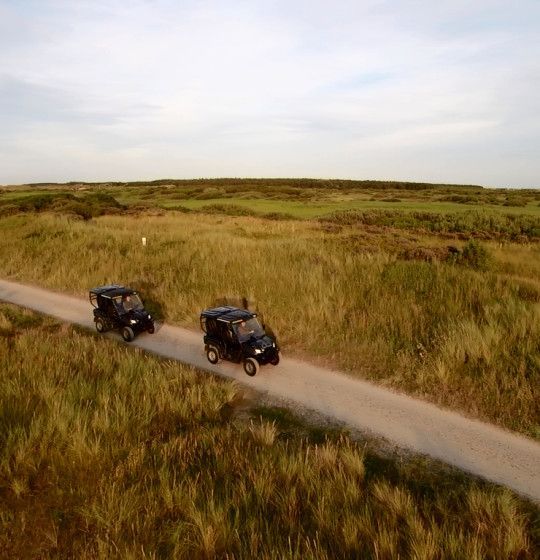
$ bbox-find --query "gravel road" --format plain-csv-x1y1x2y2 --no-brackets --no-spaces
1,278,539,502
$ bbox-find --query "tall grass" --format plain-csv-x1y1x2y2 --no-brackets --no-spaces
0,304,538,559
0,213,538,438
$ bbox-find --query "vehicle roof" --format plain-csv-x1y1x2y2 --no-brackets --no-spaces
201,306,256,323
89,285,136,298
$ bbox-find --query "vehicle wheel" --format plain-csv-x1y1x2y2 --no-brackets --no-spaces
122,326,135,342
243,358,259,377
147,323,155,334
206,346,219,364
270,352,280,366
95,318,106,333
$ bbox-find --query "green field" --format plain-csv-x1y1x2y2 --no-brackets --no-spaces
1,303,538,559
0,179,539,440
1,179,539,557
0,207,539,439
2,180,539,241
139,196,540,219
83,179,540,219
3,178,540,219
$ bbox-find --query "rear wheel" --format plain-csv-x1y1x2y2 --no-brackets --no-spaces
95,318,106,333
122,326,135,342
243,357,259,377
206,346,219,364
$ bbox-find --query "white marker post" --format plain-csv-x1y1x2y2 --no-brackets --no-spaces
142,237,147,247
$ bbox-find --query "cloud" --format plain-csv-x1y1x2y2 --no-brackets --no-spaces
0,0,539,186
0,75,126,126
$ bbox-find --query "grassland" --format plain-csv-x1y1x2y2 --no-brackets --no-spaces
2,179,539,240
1,303,538,559
0,180,539,441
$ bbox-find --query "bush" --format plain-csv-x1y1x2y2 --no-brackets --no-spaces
262,211,296,221
194,187,226,200
320,209,540,241
440,194,476,204
0,192,124,219
198,203,258,217
459,240,492,270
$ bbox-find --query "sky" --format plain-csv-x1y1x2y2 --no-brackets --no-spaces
1,0,539,187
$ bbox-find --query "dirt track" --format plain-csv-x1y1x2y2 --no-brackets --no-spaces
1,278,539,502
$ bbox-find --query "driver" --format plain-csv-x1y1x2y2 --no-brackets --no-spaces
122,294,135,312
237,320,251,338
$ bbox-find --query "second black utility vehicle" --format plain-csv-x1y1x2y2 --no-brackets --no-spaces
200,306,280,376
89,285,155,342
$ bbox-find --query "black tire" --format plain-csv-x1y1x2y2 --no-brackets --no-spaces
270,352,280,366
243,357,259,377
122,326,135,342
147,323,155,334
95,318,106,334
206,346,219,365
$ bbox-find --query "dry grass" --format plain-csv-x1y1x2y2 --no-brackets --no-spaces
0,304,538,559
0,212,538,438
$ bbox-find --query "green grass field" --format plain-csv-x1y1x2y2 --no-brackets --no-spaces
1,303,538,559
150,196,540,218
0,179,539,441
0,209,539,439
85,179,540,220
3,178,540,220
2,180,539,240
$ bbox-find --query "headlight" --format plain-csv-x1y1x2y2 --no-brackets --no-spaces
130,319,138,324
148,314,152,319
254,348,262,354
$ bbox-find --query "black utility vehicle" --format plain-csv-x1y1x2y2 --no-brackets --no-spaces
200,306,280,376
89,285,154,342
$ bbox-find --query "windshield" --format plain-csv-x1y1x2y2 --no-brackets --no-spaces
234,317,265,342
115,294,144,313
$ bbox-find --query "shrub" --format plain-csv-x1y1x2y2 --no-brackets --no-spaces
262,211,296,221
460,240,492,270
0,192,124,219
194,187,226,200
320,209,540,241
198,204,258,217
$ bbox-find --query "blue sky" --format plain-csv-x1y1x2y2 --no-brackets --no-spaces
1,0,539,187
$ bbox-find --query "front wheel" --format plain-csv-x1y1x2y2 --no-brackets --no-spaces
95,318,106,333
243,357,259,377
147,323,155,334
122,326,135,342
206,346,219,365
270,352,280,366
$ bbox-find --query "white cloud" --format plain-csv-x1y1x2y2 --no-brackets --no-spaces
0,0,539,186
